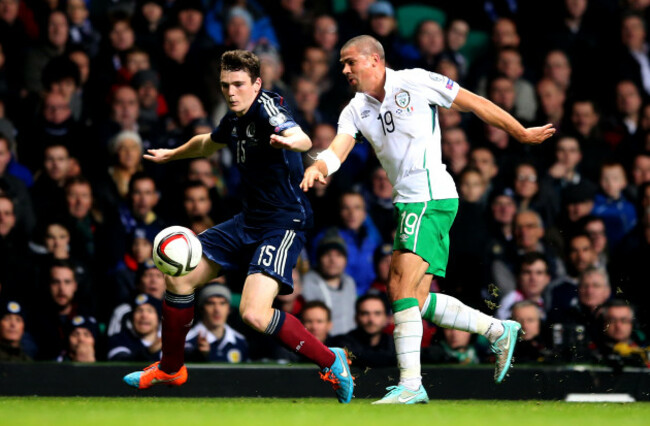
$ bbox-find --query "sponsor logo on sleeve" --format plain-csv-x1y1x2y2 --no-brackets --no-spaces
445,78,454,90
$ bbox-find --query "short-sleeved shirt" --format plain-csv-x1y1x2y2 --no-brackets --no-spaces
210,90,313,230
337,68,460,203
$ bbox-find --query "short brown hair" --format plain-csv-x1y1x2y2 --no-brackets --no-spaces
220,50,260,81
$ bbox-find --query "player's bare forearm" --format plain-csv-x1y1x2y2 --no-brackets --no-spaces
270,127,312,152
144,133,221,163
452,88,555,144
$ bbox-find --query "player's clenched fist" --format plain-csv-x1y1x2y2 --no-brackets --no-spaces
300,166,326,191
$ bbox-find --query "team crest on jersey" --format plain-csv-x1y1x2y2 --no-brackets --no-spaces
246,122,255,137
395,90,411,108
227,349,242,363
231,127,237,136
269,113,287,126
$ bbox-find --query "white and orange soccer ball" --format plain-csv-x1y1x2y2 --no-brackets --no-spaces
152,226,203,276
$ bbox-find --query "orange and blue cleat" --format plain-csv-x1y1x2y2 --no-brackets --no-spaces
320,347,354,403
123,362,188,389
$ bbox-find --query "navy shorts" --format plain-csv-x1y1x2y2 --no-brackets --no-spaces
197,214,305,295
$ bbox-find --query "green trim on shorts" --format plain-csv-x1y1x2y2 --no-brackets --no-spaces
392,298,419,313
393,198,459,276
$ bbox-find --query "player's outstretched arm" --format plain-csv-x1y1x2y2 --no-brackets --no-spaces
143,133,224,163
300,133,355,192
451,87,556,144
269,127,312,152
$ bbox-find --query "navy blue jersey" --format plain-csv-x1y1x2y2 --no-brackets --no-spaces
210,90,313,230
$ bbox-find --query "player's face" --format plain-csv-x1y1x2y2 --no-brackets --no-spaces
340,46,379,93
203,296,229,328
511,306,540,340
356,299,387,335
220,70,261,116
604,307,633,343
0,314,24,343
302,307,332,343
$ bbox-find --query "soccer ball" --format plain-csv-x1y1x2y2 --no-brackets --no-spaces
152,226,203,276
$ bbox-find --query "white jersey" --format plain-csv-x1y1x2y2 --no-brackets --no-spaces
338,68,459,203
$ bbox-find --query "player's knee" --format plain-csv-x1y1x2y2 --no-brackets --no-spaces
240,309,264,332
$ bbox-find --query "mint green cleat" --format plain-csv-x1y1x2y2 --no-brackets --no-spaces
372,385,429,405
492,320,523,384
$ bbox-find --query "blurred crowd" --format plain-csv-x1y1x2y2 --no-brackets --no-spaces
1,0,650,370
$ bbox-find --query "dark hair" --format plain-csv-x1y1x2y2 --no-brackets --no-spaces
49,258,76,280
355,294,387,315
518,252,548,274
183,179,209,195
220,50,260,81
301,301,332,322
65,175,92,191
42,56,81,89
128,171,156,195
602,298,635,318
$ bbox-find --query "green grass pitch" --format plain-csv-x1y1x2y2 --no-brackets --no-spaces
1,397,649,426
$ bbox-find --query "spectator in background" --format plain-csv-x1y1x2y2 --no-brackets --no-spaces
58,314,97,362
510,300,548,363
303,234,356,336
274,268,305,317
607,80,643,152
23,11,69,95
422,328,482,365
111,231,156,307
107,293,161,361
368,243,392,303
331,294,396,368
64,176,101,265
598,300,648,368
255,46,295,111
98,86,141,154
512,162,559,229
568,99,609,181
618,12,650,97
0,300,31,361
31,144,73,226
66,0,101,58
31,260,90,360
544,136,585,201
185,284,249,363
543,50,572,94
312,15,339,68
131,70,167,141
108,259,165,338
366,1,410,70
536,78,567,132
558,179,597,236
497,253,551,320
408,20,445,71
175,1,215,59
444,19,470,81
301,301,334,345
311,191,382,295
132,0,165,59
362,166,394,242
485,188,517,275
100,131,143,213
582,216,609,269
630,152,650,201
592,162,637,248
182,180,214,234
441,126,470,182
469,147,500,199
0,195,32,301
292,76,327,135
0,133,35,235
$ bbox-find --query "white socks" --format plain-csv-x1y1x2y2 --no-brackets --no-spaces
422,293,504,343
393,303,423,391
